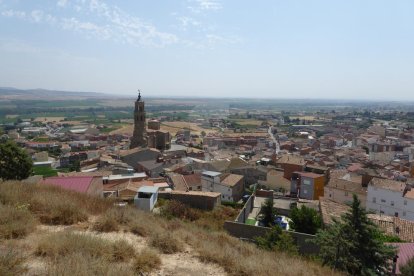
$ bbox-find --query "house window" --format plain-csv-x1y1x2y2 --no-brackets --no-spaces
380,210,384,214
373,197,376,203
391,201,394,206
329,193,332,198
381,199,386,203
395,212,399,217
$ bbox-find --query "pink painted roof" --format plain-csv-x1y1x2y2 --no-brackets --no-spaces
388,243,414,274
42,176,94,193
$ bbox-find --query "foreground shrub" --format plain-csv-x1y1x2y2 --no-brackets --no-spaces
161,201,238,231
36,231,134,262
0,249,26,276
150,232,184,254
30,194,88,225
161,200,200,221
0,181,113,225
93,211,119,232
400,256,414,276
192,230,331,276
93,207,139,232
0,204,36,239
129,222,149,237
255,226,298,255
133,249,161,274
195,206,238,231
46,253,134,276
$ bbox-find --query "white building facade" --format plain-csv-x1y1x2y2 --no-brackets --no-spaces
366,180,414,221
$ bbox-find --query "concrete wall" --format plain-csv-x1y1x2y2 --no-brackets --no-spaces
158,191,221,210
223,221,319,255
235,194,255,223
256,190,273,198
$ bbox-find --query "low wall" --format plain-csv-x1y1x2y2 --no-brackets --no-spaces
256,189,274,198
158,191,220,210
223,221,319,255
235,194,255,223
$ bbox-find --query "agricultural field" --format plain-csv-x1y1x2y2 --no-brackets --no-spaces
110,121,215,136
289,116,317,121
231,119,264,126
34,117,66,123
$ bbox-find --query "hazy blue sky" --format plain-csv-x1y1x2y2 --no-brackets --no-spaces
1,0,414,100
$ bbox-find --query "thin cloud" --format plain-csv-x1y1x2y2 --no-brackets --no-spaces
0,0,239,48
57,0,68,8
187,0,222,13
1,9,26,19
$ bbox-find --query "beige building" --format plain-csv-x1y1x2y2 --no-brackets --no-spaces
324,177,367,208
201,171,244,202
262,169,290,191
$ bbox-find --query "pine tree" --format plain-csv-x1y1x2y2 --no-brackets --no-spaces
289,205,322,235
0,141,32,181
315,195,395,275
259,197,276,227
255,225,298,255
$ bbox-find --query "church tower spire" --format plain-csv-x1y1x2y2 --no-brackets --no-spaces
130,90,147,149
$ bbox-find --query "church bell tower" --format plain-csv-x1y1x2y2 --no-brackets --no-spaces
130,90,147,149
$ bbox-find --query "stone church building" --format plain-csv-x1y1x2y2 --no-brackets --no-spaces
130,92,171,151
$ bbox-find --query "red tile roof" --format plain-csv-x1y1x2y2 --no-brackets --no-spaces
42,176,94,193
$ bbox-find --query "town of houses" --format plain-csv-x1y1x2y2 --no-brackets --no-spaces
3,95,414,247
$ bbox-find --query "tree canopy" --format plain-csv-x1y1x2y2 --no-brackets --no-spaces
314,194,395,275
255,225,298,255
0,141,32,181
289,205,322,235
259,197,276,227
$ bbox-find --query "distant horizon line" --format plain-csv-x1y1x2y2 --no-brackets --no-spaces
1,86,413,103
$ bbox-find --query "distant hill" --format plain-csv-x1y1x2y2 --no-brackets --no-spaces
0,87,115,100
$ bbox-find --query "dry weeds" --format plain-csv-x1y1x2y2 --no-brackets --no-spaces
0,204,37,239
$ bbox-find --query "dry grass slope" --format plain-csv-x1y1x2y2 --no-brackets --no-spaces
133,249,161,274
0,249,26,276
0,180,340,276
0,204,36,239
